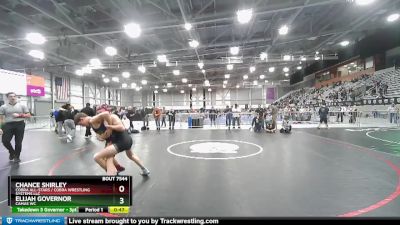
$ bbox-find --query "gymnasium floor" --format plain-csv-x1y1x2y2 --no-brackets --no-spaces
1,127,400,217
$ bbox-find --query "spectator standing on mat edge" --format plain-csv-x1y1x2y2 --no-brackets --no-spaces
318,102,329,129
81,103,95,138
0,92,31,163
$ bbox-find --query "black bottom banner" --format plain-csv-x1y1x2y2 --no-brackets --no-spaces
65,217,400,225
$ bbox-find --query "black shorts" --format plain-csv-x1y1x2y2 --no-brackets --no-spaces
105,131,133,152
320,117,328,124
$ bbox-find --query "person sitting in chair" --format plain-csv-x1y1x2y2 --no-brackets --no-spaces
265,113,275,133
251,114,263,133
280,116,292,134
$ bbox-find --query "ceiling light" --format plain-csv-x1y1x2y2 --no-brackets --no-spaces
340,40,350,47
28,50,44,60
283,55,291,61
223,85,226,89
141,80,147,85
387,13,400,22
167,83,172,87
112,77,119,82
316,51,319,55
260,52,268,60
355,0,375,6
227,64,233,70
279,25,289,35
122,72,130,78
124,22,141,38
265,80,269,83
204,80,210,86
223,80,228,84
182,78,188,83
297,66,302,70
188,84,192,87
154,90,158,94
201,69,206,74
243,75,248,80
192,87,197,91
225,74,230,79
189,40,199,48
138,65,146,73
103,78,110,83
259,74,265,79
101,74,105,78
198,62,204,69
173,69,180,76
268,67,275,72
184,23,192,30
135,87,141,92
249,66,256,73
180,90,185,94
157,55,167,63
285,73,289,77
301,56,307,61
131,83,137,88
253,80,258,85
154,85,159,89
163,89,167,93
208,88,212,92
230,46,239,55
89,58,102,68
75,70,84,76
236,85,240,89
122,83,128,88
283,67,289,72
236,8,253,24
26,33,46,45
105,46,117,56
82,66,92,74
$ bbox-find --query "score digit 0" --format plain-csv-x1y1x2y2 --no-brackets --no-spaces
119,185,125,193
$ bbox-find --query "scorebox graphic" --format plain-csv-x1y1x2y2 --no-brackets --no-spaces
8,176,132,214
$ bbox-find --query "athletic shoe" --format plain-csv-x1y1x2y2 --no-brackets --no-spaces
84,136,90,139
115,164,125,172
9,153,14,161
14,158,21,163
67,135,73,141
141,168,150,176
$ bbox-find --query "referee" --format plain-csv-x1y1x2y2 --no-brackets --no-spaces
0,92,31,162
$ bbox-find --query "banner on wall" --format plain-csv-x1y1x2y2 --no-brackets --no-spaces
0,69,27,95
26,75,45,96
266,87,276,103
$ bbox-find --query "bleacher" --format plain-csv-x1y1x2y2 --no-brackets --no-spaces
276,67,400,107
362,68,400,99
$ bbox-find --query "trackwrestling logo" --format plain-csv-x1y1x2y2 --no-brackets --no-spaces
2,217,64,225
